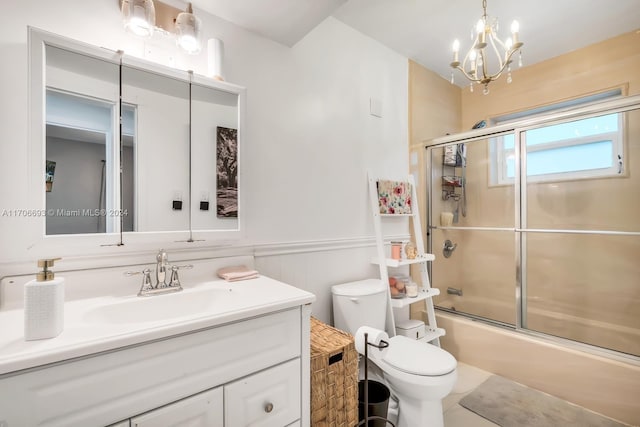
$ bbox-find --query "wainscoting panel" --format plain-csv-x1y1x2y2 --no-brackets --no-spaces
255,238,409,324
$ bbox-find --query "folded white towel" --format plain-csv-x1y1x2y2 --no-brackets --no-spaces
216,265,259,282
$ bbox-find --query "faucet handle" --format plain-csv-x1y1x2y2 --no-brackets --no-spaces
168,264,193,288
172,264,194,270
125,268,154,295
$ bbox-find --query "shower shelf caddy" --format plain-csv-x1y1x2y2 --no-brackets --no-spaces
368,172,445,346
441,163,464,201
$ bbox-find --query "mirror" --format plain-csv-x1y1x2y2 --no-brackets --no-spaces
191,82,239,231
45,45,121,235
35,29,243,244
121,65,191,232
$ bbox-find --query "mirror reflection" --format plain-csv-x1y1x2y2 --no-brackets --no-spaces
122,65,190,232
42,33,242,239
45,46,124,235
191,83,239,231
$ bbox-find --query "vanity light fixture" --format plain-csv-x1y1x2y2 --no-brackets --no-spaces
121,0,156,38
175,3,203,54
120,0,203,55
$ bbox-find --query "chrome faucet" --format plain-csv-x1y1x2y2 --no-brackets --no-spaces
447,287,463,296
125,249,193,297
156,249,169,286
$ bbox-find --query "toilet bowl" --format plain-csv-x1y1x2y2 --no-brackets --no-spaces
371,334,457,427
331,279,457,427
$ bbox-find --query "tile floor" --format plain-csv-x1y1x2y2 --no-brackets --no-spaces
443,362,499,427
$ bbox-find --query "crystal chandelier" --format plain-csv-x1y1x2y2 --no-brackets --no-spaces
449,0,524,94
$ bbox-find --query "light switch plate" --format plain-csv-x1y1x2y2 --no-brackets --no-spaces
370,97,382,118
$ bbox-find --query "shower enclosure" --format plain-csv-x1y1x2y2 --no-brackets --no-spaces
426,96,640,359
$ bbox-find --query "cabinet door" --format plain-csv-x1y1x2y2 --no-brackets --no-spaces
131,387,222,427
225,358,301,427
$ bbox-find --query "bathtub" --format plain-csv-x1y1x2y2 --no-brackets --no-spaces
421,301,640,426
436,295,640,356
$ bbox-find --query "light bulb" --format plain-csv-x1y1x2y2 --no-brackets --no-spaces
122,0,155,39
511,20,520,33
469,50,477,61
451,39,461,64
127,16,153,37
178,35,199,53
476,19,484,34
452,39,460,53
175,11,202,54
505,37,513,50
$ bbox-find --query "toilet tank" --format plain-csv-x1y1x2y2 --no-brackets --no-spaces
331,279,387,334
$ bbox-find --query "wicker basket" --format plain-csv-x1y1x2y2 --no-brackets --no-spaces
310,317,359,427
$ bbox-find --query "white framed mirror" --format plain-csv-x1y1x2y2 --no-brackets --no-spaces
29,27,244,256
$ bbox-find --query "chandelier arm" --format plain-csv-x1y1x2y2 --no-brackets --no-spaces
487,48,518,81
480,33,503,81
488,32,505,71
480,48,490,82
461,47,474,77
452,65,483,83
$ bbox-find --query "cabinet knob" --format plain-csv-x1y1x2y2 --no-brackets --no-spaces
264,402,274,413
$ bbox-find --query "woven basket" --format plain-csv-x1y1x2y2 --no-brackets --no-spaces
310,317,358,427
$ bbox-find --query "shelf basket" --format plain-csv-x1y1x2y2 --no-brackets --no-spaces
310,317,358,427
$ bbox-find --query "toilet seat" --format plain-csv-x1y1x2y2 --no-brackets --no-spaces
382,336,456,376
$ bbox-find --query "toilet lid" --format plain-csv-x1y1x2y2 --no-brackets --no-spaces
382,336,456,376
331,279,385,296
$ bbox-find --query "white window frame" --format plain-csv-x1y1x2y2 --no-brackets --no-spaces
491,112,625,186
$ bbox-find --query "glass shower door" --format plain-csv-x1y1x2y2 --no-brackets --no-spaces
429,134,517,325
522,108,640,356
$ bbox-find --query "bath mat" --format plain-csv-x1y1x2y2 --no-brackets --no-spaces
459,375,628,427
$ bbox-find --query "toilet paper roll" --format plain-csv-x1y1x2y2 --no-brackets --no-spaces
354,326,389,358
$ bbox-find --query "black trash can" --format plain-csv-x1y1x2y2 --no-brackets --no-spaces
358,380,390,427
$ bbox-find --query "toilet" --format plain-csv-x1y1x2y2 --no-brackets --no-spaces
332,279,457,427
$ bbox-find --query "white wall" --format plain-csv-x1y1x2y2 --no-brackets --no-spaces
0,0,408,319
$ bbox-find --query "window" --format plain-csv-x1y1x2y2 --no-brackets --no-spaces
491,112,624,185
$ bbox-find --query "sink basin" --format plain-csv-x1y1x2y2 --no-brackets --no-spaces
84,284,233,324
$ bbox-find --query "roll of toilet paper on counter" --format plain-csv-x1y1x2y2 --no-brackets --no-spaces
355,326,389,357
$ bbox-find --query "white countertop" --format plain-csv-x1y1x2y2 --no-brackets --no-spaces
0,275,315,377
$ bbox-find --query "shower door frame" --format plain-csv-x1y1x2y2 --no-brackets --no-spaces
426,94,640,363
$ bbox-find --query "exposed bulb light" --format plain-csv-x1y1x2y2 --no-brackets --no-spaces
120,0,205,57
175,3,202,54
449,0,524,94
121,0,155,38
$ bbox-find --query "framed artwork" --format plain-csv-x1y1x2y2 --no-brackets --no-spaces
216,126,238,218
45,160,56,192
377,180,412,214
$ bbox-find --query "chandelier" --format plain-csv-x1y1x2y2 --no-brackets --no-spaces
449,0,524,94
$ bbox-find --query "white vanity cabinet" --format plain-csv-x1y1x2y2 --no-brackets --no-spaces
0,306,312,427
130,387,223,427
225,358,301,426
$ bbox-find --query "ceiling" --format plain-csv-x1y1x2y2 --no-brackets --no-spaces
191,0,640,85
